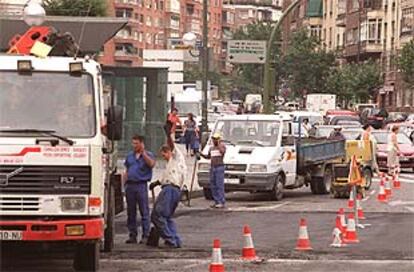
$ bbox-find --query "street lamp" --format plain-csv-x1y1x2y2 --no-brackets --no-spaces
23,2,46,26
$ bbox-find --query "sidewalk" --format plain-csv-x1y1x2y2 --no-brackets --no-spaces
117,144,202,197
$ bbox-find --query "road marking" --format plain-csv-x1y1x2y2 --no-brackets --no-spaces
405,207,414,212
369,190,376,196
362,196,370,202
372,175,414,184
227,201,291,212
101,258,414,265
388,200,414,207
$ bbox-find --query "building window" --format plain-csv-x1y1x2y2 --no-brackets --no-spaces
361,19,382,43
115,9,132,18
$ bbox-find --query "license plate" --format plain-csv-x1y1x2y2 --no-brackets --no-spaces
0,230,23,240
225,178,239,184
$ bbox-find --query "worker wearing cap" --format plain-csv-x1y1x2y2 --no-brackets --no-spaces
329,126,346,141
201,133,226,208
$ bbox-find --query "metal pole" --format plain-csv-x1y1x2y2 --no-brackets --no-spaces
357,0,362,63
201,0,209,135
263,0,301,113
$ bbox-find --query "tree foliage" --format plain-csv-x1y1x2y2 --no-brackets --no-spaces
326,61,383,104
398,40,414,86
232,22,281,96
43,0,107,17
280,28,336,98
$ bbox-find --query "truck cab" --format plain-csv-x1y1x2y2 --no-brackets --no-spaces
0,55,123,271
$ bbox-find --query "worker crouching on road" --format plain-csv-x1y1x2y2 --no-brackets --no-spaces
200,133,226,209
149,134,187,248
123,135,156,244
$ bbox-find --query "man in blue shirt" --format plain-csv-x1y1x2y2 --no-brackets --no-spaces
124,135,156,244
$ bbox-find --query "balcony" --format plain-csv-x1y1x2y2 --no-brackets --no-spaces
114,0,139,9
336,13,346,27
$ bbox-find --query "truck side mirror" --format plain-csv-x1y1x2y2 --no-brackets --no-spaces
107,106,123,141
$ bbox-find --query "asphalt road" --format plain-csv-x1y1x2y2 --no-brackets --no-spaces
1,171,414,272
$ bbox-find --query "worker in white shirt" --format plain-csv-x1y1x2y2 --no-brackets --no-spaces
149,134,187,248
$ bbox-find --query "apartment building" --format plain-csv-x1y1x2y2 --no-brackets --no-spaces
282,0,323,51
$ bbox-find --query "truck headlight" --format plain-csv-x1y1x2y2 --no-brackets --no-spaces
198,163,210,171
61,197,86,212
249,164,267,172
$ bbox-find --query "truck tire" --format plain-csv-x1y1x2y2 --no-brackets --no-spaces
270,175,284,201
310,167,332,194
103,185,115,252
363,168,372,190
203,188,213,200
73,242,99,272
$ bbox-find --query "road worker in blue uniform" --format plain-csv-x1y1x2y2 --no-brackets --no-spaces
123,135,156,244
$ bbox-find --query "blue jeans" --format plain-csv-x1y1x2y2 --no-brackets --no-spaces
151,185,181,247
209,165,225,205
125,182,150,239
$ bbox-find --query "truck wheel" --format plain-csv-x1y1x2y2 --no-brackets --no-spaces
270,175,284,201
363,168,373,190
103,186,115,252
320,167,333,194
203,188,213,200
310,179,320,194
73,242,99,272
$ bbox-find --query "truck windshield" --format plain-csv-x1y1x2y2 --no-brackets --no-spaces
0,72,96,137
213,120,280,146
174,102,201,116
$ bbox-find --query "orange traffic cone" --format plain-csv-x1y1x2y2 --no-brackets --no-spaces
338,208,347,231
377,180,388,203
209,239,225,272
241,225,258,260
384,176,392,197
348,188,355,209
295,218,312,251
330,227,346,247
335,214,345,233
393,174,401,189
343,213,359,244
356,194,366,220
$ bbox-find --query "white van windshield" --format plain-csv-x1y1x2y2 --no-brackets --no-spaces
213,120,280,146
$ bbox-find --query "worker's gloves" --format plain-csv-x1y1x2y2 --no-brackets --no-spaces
149,180,161,191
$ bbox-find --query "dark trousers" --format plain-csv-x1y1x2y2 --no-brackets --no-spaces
209,165,225,205
125,181,150,239
151,184,181,247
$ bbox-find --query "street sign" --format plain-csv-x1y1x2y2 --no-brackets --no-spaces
227,40,267,64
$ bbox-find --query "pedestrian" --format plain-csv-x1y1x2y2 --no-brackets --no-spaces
329,126,346,141
123,135,156,244
183,113,198,156
149,133,187,248
167,108,182,142
362,124,379,174
302,118,311,137
387,125,401,177
200,133,226,208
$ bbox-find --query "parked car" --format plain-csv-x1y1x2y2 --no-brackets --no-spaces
329,115,361,126
325,110,359,124
360,108,388,129
354,103,377,114
386,122,414,143
385,112,408,124
406,114,414,123
371,130,414,172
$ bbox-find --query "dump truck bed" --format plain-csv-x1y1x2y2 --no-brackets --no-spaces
297,139,346,171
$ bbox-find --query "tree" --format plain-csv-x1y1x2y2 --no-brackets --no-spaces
398,40,414,87
327,61,383,106
280,28,336,99
43,0,106,17
232,22,282,96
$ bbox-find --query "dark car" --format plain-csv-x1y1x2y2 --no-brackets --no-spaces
329,115,361,126
360,108,388,129
385,112,408,124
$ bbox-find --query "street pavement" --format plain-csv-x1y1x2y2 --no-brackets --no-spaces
2,169,413,272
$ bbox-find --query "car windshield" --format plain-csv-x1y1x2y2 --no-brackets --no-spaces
372,132,412,145
213,120,281,146
173,102,201,116
0,71,96,137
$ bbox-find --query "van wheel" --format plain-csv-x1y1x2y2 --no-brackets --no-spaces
203,188,213,200
363,168,373,190
73,242,99,272
270,175,284,201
